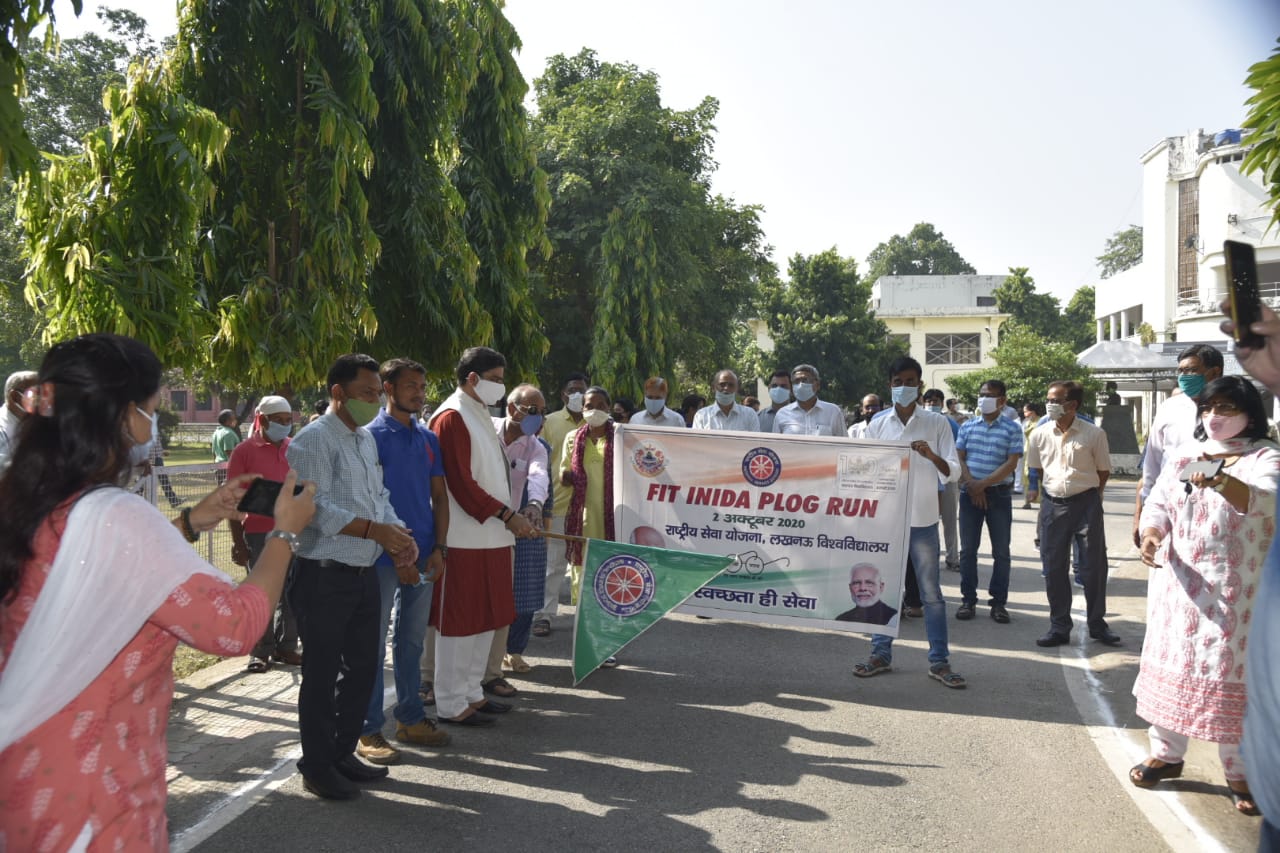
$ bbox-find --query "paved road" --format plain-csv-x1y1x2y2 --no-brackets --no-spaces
166,485,1264,852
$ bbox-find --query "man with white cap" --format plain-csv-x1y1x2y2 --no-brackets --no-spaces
0,369,37,472
228,395,303,673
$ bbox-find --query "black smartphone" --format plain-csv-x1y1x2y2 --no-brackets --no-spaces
1178,458,1224,483
1225,239,1263,349
235,478,303,516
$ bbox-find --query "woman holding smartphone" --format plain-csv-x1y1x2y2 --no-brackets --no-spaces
1135,375,1280,816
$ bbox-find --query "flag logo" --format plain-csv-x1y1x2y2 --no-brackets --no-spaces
741,447,782,487
593,553,656,617
631,442,668,477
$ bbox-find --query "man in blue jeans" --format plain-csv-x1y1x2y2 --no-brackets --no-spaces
956,379,1024,624
357,358,451,765
856,356,966,689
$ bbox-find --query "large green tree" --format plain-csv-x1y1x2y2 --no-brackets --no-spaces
0,0,82,177
993,267,1061,341
945,325,1100,410
752,247,901,408
864,222,976,282
1243,38,1280,230
529,49,769,401
1096,225,1143,280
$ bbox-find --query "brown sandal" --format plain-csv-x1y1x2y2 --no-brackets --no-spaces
482,677,519,697
1227,780,1260,816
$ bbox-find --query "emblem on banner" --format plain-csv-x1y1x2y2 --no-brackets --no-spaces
631,442,668,477
741,446,782,487
593,553,657,617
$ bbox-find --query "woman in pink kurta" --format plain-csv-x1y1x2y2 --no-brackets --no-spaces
1135,375,1279,816
0,334,313,852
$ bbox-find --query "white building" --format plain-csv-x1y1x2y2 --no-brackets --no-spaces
871,275,1011,398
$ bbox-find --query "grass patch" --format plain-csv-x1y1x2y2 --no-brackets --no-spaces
164,443,215,466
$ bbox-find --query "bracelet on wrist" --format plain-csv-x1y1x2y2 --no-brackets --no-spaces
362,518,373,539
179,508,200,543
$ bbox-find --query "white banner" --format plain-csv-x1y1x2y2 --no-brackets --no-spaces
613,425,914,636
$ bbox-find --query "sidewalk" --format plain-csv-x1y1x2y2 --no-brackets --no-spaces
163,481,1264,852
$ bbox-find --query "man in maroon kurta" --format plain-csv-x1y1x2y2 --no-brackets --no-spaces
428,347,536,725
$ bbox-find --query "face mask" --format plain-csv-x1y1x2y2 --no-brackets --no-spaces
890,385,918,407
566,392,584,413
475,378,505,407
266,421,292,443
128,405,159,467
793,382,816,403
715,391,736,407
768,386,791,405
346,397,380,427
924,404,942,414
644,397,666,416
519,413,543,436
1045,402,1066,421
1202,412,1247,441
1178,374,1206,398
977,396,999,416
583,409,610,428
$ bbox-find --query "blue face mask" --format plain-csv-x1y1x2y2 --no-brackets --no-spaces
128,405,159,467
891,385,918,407
644,397,666,416
793,383,816,403
266,421,292,443
1178,373,1206,398
768,386,791,405
519,413,543,436
714,391,736,407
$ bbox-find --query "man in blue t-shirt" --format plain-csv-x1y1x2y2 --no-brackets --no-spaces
358,358,451,765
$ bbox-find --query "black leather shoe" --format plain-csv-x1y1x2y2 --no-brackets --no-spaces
1091,629,1122,646
990,604,1010,624
1036,631,1070,647
956,603,976,620
475,700,511,715
440,712,495,727
302,766,360,800
335,754,389,782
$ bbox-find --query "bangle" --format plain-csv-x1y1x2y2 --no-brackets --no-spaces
500,508,513,523
362,519,373,539
179,508,200,543
1213,476,1230,493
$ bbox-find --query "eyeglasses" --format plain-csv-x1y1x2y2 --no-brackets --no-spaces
1198,401,1242,416
513,403,546,416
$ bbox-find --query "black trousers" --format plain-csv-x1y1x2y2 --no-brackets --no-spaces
1038,489,1109,635
247,532,299,659
287,557,381,774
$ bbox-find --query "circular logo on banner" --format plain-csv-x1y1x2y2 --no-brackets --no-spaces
593,553,657,617
631,442,667,478
741,446,782,487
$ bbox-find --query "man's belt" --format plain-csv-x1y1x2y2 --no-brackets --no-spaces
312,558,372,576
1044,487,1097,504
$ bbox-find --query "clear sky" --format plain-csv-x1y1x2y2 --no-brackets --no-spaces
54,0,1280,303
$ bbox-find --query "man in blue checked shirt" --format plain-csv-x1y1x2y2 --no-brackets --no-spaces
955,379,1024,625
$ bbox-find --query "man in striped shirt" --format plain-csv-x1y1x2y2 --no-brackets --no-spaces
955,379,1024,624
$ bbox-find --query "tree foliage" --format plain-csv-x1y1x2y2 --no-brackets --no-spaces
752,248,902,408
1095,225,1143,279
0,0,82,177
993,267,1060,341
944,325,1100,410
1243,38,1280,232
864,222,976,282
529,49,769,401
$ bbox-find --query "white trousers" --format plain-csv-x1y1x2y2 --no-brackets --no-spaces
1149,724,1245,782
535,516,568,618
433,628,493,719
422,624,508,685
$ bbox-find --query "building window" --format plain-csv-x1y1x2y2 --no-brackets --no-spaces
169,390,188,411
925,333,980,365
195,394,213,412
976,296,996,307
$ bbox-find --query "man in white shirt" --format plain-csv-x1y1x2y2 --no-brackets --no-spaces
629,376,685,428
1130,343,1222,546
771,364,845,436
757,369,792,433
855,356,966,689
846,393,883,439
692,370,759,431
0,370,37,472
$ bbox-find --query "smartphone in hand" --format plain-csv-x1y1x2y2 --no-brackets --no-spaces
236,478,304,516
1177,458,1224,483
1225,240,1263,349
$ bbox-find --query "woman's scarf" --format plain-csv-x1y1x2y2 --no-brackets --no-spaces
564,419,615,565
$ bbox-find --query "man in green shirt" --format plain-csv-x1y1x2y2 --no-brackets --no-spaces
212,408,241,463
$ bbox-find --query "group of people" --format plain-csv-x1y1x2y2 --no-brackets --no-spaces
2,317,1280,848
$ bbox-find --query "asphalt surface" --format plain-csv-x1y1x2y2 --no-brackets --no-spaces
167,482,1265,852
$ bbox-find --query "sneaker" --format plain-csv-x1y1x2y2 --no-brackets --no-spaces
356,733,402,766
395,719,450,748
956,603,976,620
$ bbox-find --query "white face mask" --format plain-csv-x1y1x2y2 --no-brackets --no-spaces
768,386,791,405
715,390,736,407
566,391,584,413
977,396,999,416
583,409,610,428
1045,402,1066,421
475,378,505,407
924,404,942,413
128,405,159,467
793,382,816,403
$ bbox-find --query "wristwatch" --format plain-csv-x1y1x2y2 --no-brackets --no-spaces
267,529,300,553
1213,475,1229,494
433,543,449,558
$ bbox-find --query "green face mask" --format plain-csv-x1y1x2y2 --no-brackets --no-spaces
345,397,380,427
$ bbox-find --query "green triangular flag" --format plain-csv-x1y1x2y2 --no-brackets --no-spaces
571,538,734,684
